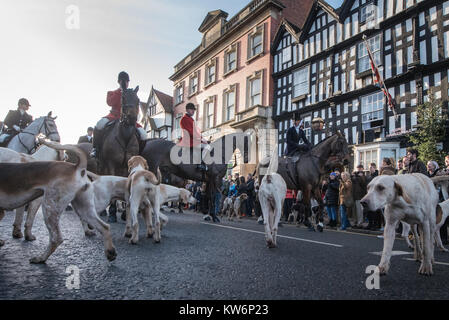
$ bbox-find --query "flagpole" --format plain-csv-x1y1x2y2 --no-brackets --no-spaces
362,34,398,121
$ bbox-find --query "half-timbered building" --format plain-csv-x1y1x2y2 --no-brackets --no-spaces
272,0,449,169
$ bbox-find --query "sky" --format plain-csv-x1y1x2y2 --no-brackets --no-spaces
0,0,343,144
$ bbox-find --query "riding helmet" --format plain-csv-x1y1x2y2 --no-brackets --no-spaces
118,71,130,82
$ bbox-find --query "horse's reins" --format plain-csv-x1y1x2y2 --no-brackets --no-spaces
18,118,59,154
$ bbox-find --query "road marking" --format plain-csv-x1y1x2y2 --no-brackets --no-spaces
403,258,449,266
201,222,343,248
370,251,413,256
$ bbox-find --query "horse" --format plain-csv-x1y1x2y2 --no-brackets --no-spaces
258,131,350,231
5,112,60,154
141,132,252,222
98,87,140,177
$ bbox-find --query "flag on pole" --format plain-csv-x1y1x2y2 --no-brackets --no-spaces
363,35,398,120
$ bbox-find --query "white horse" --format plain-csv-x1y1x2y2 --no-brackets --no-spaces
6,112,60,154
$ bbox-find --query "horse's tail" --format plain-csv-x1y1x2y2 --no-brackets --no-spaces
38,138,87,172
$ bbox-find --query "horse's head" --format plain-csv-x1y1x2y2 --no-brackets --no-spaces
36,112,60,142
121,86,140,126
330,131,350,166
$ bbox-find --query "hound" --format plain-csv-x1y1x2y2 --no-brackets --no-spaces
221,197,234,218
360,174,439,276
159,184,197,212
0,139,116,263
125,156,162,244
401,198,449,252
0,145,65,240
229,194,248,221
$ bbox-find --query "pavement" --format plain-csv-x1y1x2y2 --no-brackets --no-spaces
1,208,449,300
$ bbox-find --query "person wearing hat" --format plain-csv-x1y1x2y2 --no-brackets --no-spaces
91,71,147,157
0,98,33,144
284,112,311,157
178,102,209,171
78,127,94,144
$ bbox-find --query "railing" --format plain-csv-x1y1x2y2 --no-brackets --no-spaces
174,0,269,74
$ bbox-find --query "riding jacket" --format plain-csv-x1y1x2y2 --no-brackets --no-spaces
3,109,33,134
104,88,141,127
179,113,202,147
285,125,311,156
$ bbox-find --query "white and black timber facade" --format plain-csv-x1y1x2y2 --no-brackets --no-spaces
272,0,449,170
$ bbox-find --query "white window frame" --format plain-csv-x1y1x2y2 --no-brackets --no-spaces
358,34,381,73
175,84,184,105
292,65,310,98
224,87,236,122
361,91,384,126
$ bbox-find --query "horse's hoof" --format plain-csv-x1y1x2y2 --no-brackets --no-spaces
0,239,5,247
317,224,324,232
147,232,153,239
105,248,117,261
266,240,276,248
12,227,23,239
25,234,36,241
129,238,138,245
30,256,46,264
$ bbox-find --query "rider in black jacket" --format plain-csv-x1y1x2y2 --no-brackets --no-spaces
284,113,311,156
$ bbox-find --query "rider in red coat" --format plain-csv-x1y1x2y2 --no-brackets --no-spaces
91,71,146,158
178,103,208,170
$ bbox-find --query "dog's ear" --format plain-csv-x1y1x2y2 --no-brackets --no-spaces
394,182,412,204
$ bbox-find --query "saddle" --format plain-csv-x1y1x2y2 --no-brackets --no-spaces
0,133,14,147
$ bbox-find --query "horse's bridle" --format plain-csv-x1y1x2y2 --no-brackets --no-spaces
18,118,59,154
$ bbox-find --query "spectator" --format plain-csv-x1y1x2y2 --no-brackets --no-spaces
352,164,367,228
406,148,428,175
325,172,340,228
368,163,379,179
380,157,396,176
283,189,296,222
427,160,440,177
339,172,353,230
237,176,248,216
246,174,255,217
440,155,449,245
365,163,381,230
229,180,237,197
222,175,232,197
396,159,403,174
234,173,240,188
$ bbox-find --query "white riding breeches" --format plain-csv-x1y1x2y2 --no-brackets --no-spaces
95,118,109,130
0,133,10,144
137,127,148,140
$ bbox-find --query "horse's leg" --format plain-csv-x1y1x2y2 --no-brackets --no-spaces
0,209,5,247
303,187,314,231
209,180,220,223
313,187,324,232
12,207,25,239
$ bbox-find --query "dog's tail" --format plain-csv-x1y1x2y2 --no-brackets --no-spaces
431,176,449,184
142,167,162,186
265,143,279,184
38,138,87,172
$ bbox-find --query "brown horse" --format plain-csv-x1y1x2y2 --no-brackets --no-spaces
98,87,140,177
259,132,350,231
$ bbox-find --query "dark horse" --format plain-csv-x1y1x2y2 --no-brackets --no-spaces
98,87,140,177
141,132,251,222
259,132,350,231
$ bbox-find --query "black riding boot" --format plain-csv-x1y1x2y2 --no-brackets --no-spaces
91,128,103,158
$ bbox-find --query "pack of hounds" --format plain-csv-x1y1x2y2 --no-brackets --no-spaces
2,139,449,278
0,139,196,264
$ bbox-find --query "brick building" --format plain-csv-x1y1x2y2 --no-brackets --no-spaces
170,0,313,176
